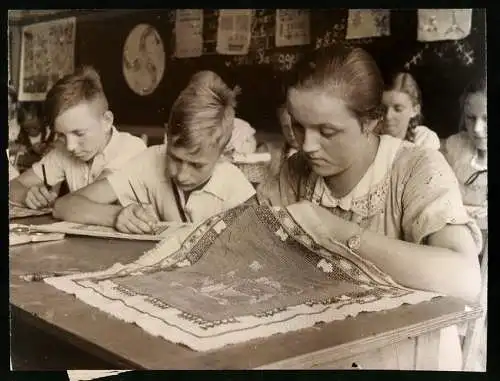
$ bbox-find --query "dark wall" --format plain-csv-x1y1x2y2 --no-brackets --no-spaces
73,9,485,138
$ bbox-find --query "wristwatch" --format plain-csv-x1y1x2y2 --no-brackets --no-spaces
346,226,364,253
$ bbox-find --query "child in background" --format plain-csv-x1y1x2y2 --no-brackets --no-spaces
53,71,256,234
442,75,487,230
179,70,258,155
9,66,147,210
381,72,440,150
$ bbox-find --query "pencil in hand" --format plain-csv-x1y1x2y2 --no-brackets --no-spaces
129,180,143,206
42,164,52,191
128,180,160,234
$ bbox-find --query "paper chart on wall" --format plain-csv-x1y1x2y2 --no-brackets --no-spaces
175,9,204,58
345,9,390,40
417,9,472,42
275,9,311,47
19,17,76,101
216,9,253,55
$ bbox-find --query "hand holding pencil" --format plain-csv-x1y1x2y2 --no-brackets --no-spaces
24,164,58,210
114,181,160,235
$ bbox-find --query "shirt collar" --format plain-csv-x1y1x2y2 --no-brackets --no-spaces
191,160,228,201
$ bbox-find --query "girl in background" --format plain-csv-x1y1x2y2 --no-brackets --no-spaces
381,72,440,150
441,75,487,231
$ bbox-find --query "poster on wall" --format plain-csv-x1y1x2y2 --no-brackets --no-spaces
122,23,166,96
417,9,472,42
18,17,76,101
216,9,253,55
175,9,204,58
275,9,311,47
345,9,390,39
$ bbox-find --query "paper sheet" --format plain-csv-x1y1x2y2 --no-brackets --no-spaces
275,9,311,47
216,9,253,55
19,17,76,101
67,370,130,381
346,9,390,39
417,9,472,41
10,223,65,246
175,9,204,58
32,220,193,242
9,201,52,219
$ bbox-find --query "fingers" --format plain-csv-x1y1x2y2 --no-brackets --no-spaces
134,205,159,225
115,205,156,234
25,186,56,209
38,186,58,204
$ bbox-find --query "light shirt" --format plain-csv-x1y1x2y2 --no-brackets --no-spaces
106,144,256,223
412,125,441,150
32,127,146,192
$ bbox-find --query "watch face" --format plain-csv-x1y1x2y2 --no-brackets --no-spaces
348,234,361,251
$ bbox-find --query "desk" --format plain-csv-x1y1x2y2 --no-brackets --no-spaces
10,216,482,370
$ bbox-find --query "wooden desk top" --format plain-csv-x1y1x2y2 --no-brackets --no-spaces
10,216,481,369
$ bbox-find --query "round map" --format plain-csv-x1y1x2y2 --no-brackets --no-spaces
122,24,165,96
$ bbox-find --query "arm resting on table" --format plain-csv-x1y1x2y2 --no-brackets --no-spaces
53,178,122,227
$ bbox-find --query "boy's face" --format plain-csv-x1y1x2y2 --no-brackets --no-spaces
166,143,220,192
54,102,113,162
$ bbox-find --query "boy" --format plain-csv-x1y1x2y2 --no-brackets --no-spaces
9,66,147,210
53,72,256,234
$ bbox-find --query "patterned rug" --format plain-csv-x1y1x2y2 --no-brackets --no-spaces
45,202,439,352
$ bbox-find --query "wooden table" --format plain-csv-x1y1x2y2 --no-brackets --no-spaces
10,216,482,370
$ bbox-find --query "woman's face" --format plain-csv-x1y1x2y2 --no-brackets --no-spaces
463,91,487,151
382,90,419,139
287,88,368,177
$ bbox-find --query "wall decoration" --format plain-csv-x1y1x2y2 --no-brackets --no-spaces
175,9,203,58
275,9,310,47
122,23,166,96
18,17,76,101
216,9,253,55
345,9,390,40
417,9,472,42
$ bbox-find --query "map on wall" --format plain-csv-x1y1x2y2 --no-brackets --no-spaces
19,17,76,101
122,23,166,96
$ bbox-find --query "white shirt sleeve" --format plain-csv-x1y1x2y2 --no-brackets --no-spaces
106,146,162,207
31,147,67,186
413,126,441,150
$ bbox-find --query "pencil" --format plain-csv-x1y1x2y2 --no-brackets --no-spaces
42,164,51,190
129,180,142,206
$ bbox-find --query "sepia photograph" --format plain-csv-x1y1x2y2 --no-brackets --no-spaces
8,8,487,379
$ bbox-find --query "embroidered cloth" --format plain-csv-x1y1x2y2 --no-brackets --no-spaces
45,202,438,351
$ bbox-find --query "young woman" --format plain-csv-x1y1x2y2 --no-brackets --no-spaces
441,76,487,231
257,46,482,370
381,72,440,149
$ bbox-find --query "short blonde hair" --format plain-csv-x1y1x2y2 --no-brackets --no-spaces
167,71,238,154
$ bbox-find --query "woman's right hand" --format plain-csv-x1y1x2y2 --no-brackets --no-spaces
115,204,160,234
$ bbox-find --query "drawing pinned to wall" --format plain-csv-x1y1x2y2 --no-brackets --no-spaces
315,22,345,49
275,9,311,47
417,9,472,42
19,17,76,101
345,9,390,40
123,24,165,96
216,9,253,55
175,9,203,58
